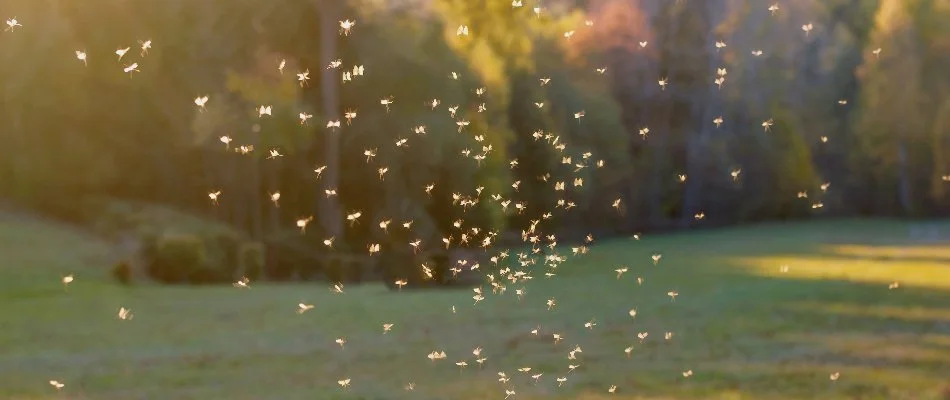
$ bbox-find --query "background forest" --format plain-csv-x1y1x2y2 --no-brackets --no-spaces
1,0,949,282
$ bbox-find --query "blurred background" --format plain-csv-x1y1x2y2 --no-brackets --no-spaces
2,1,950,399
0,0,947,280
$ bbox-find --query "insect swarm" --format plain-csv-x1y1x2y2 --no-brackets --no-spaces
5,2,933,398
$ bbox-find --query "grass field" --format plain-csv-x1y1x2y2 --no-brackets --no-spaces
1,214,949,399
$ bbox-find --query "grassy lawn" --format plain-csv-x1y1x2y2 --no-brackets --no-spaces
1,215,949,399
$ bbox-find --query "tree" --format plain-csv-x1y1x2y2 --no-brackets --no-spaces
316,0,344,242
856,0,926,215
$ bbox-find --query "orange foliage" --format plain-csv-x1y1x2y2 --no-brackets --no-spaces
567,0,655,63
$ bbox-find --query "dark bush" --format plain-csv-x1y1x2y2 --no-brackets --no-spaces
144,233,209,284
80,201,251,285
358,255,379,282
323,255,372,283
344,256,368,283
297,256,323,280
238,241,265,281
263,233,325,281
187,266,228,284
266,251,296,281
430,251,450,284
111,260,132,285
209,232,242,280
445,248,483,287
324,256,345,283
382,250,440,290
262,234,297,280
323,255,358,283
262,241,296,281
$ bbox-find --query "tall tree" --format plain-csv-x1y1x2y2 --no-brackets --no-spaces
316,0,344,240
856,0,926,214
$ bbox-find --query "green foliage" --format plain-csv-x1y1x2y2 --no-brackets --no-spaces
4,0,950,268
263,230,323,281
222,53,314,156
208,232,243,280
326,255,371,284
145,233,211,284
237,241,265,281
101,202,250,285
111,260,133,286
92,200,244,242
851,0,950,214
262,242,299,281
776,131,820,202
758,111,820,219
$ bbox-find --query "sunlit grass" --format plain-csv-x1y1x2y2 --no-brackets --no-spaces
833,244,950,259
1,217,949,399
788,302,950,323
735,247,950,289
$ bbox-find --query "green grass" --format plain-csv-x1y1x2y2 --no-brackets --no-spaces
1,215,949,399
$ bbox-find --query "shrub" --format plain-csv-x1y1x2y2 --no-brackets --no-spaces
297,255,323,281
262,240,297,281
445,248,482,287
430,251,450,284
111,260,132,285
262,231,298,280
144,233,209,284
322,254,366,283
322,255,371,283
187,266,225,284
84,201,252,285
238,241,265,281
382,250,439,290
346,255,369,283
266,252,296,281
209,232,243,280
360,255,380,282
262,231,325,281
324,256,344,283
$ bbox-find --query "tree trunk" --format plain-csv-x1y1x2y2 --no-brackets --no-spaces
929,99,950,207
267,159,280,235
678,1,717,228
317,0,344,240
248,135,263,241
896,139,913,215
648,127,667,227
225,150,242,231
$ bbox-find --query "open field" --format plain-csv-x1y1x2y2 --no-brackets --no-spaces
1,215,949,399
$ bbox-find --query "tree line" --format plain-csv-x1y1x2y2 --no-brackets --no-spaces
1,0,947,274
